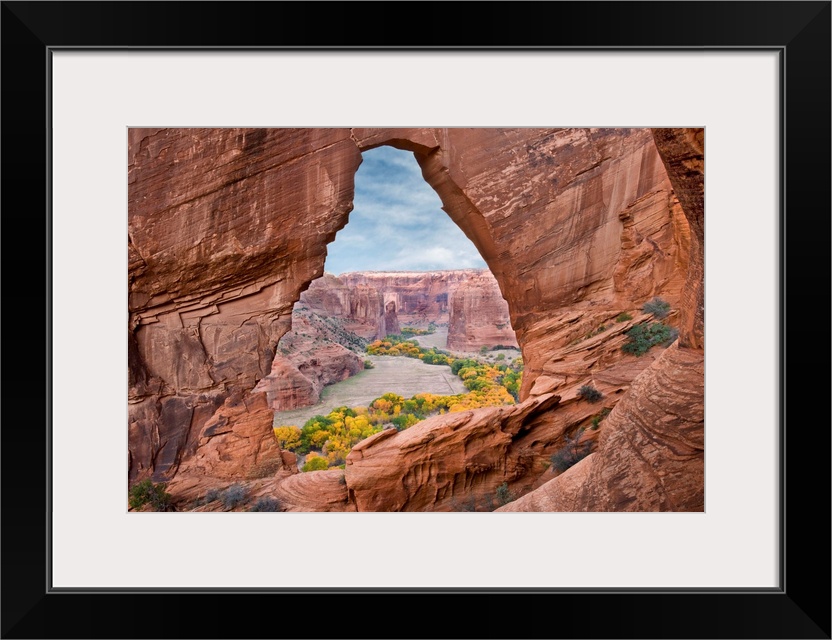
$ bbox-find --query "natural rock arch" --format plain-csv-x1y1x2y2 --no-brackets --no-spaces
128,127,703,511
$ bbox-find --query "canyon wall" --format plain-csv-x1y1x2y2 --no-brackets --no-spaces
298,273,383,340
446,270,519,350
129,127,703,513
299,269,516,349
253,310,364,412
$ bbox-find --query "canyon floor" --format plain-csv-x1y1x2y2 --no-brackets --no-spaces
272,351,467,430
273,325,521,432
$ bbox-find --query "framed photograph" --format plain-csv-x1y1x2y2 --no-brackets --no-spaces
3,2,829,638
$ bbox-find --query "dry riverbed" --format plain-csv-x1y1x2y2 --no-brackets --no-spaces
273,354,468,429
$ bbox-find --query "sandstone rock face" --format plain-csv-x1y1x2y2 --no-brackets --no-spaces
345,395,562,511
173,390,297,481
129,128,361,481
446,270,518,351
338,270,466,326
380,300,401,338
299,273,383,339
253,309,364,411
129,127,703,512
651,128,704,350
498,343,704,511
300,269,516,348
344,340,661,511
167,468,353,512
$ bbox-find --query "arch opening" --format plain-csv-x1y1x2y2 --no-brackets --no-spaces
260,145,523,471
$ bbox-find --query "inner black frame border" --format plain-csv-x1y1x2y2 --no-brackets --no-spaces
2,2,829,638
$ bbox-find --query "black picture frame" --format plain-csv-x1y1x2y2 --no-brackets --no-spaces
2,2,829,638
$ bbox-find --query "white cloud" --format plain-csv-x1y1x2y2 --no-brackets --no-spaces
325,146,487,274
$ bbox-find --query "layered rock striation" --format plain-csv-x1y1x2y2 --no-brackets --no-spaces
298,269,516,348
129,127,703,513
446,270,518,350
253,309,364,412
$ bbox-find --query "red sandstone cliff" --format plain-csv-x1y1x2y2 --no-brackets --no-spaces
128,127,703,513
253,309,364,412
299,268,516,349
446,270,518,351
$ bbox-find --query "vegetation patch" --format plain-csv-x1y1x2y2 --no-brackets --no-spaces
615,312,633,323
368,334,453,365
278,355,523,470
577,384,603,403
590,407,612,430
128,479,173,512
401,322,436,336
642,297,671,319
550,429,593,473
221,484,248,509
249,497,282,512
495,482,516,506
621,322,678,356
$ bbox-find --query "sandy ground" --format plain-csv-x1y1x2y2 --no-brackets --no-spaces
273,326,521,429
273,354,468,428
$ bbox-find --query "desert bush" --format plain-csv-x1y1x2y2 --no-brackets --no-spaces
621,322,676,356
249,497,282,512
128,479,173,512
495,482,515,506
550,429,593,473
615,312,633,322
577,384,603,403
204,488,220,503
221,484,248,509
642,297,671,318
363,359,375,369
590,407,612,430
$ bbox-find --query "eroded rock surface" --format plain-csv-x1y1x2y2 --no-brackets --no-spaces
498,344,704,511
447,270,518,351
129,127,703,512
254,309,364,411
300,269,515,349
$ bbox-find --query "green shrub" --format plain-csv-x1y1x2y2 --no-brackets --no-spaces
128,479,173,512
204,488,220,503
550,429,592,473
621,322,677,356
363,359,375,369
615,312,633,322
495,482,515,506
642,297,671,318
591,407,612,430
577,384,603,403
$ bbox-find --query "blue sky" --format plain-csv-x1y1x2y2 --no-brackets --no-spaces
323,146,487,275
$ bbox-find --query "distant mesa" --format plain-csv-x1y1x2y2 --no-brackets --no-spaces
255,269,518,413
300,269,517,348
